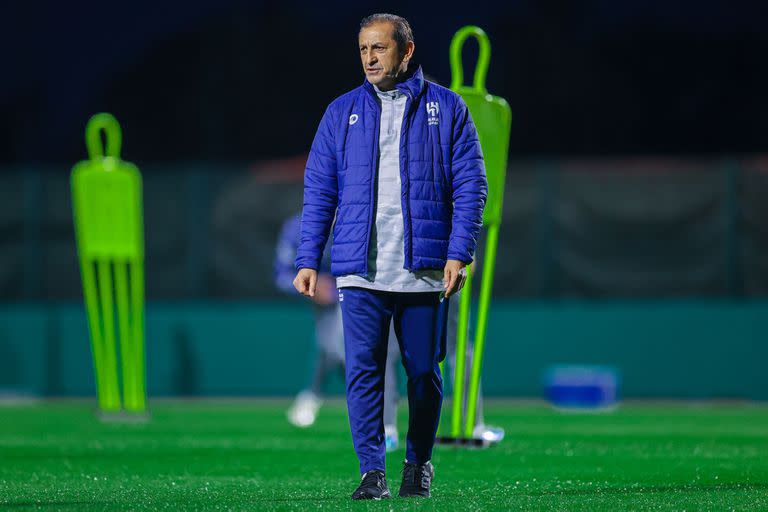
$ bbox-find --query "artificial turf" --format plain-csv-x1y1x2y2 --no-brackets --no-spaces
1,400,767,511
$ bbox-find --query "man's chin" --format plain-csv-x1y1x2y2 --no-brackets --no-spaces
366,75,395,89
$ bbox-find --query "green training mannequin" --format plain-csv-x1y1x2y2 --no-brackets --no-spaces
447,26,512,439
71,113,146,413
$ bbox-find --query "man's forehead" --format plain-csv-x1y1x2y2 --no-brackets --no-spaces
359,22,395,42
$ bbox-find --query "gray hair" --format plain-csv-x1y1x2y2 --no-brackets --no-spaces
359,13,414,54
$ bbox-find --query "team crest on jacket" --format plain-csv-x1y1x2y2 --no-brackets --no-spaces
426,102,439,125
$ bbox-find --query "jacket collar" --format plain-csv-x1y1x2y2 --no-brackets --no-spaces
363,64,425,100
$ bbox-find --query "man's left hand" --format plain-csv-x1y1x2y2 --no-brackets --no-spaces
443,259,467,298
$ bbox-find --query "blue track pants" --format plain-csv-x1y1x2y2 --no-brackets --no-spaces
338,287,449,474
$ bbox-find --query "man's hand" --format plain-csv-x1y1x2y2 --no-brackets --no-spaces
293,268,318,298
443,259,467,298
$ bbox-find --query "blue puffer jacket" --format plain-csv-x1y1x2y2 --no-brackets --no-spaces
296,66,487,277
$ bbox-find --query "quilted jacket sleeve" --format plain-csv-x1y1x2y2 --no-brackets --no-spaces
295,105,339,271
448,97,488,264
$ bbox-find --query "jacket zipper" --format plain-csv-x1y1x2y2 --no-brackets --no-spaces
363,97,381,277
401,91,414,270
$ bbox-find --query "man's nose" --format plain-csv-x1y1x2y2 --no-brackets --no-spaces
365,50,377,65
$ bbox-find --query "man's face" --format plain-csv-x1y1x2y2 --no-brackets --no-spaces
358,21,414,90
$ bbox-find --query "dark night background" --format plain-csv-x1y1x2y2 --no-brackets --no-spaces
1,0,766,164
1,0,767,302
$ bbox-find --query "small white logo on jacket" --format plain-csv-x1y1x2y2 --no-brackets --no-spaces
349,114,359,125
426,102,439,125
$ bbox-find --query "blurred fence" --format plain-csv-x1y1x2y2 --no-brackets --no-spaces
1,300,766,399
1,156,767,300
1,156,767,398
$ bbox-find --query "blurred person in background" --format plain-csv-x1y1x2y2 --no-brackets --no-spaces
274,214,344,427
385,284,505,449
386,288,504,446
276,213,403,443
293,13,486,499
442,285,504,444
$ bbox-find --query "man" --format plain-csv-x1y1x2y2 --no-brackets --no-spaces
293,13,486,499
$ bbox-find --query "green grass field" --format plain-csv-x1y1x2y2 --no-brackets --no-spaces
1,400,767,511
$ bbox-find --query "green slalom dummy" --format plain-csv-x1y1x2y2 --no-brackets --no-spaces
441,26,512,442
71,113,147,414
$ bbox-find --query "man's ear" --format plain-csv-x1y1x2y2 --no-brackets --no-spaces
402,41,415,64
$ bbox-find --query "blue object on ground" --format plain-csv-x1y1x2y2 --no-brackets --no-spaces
544,365,620,410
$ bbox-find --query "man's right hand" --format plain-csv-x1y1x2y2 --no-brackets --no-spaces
293,268,318,298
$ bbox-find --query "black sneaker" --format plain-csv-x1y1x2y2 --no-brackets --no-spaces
351,470,391,500
398,461,434,497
